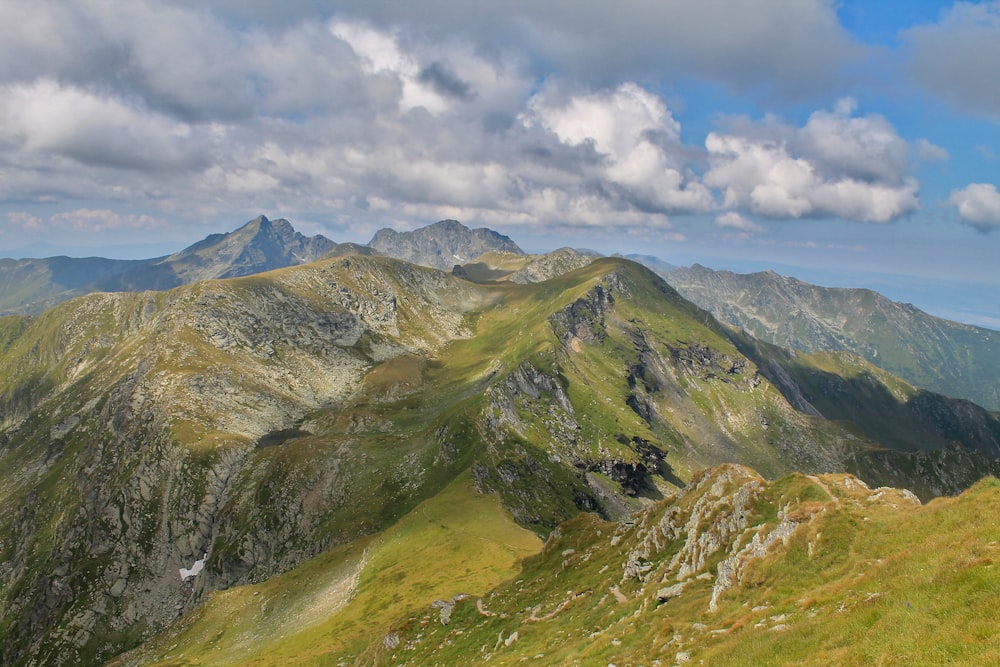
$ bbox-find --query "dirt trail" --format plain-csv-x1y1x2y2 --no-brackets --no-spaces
806,475,840,508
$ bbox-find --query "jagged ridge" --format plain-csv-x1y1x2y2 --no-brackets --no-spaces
665,264,1000,411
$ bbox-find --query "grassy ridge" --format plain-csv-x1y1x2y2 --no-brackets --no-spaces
377,470,1000,667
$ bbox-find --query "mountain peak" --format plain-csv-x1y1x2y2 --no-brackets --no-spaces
368,219,523,270
235,214,298,240
428,219,467,231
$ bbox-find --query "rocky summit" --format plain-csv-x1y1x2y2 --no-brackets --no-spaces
368,219,523,270
0,219,998,666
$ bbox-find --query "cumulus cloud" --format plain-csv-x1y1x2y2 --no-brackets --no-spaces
0,1,933,247
795,100,909,184
902,2,1000,119
704,101,920,223
0,80,209,171
948,183,1000,231
523,83,713,215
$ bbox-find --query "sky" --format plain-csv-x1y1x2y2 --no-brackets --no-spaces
1,1,998,324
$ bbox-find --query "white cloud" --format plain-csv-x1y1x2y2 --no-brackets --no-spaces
704,102,920,223
523,83,713,215
203,0,863,99
331,20,451,114
948,183,1000,231
916,138,950,162
796,100,909,184
0,1,936,247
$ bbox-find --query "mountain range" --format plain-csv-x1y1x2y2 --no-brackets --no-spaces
662,264,1000,411
0,216,336,315
1,217,998,665
8,217,994,412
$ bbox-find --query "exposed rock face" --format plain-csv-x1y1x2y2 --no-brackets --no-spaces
621,465,766,584
0,255,488,665
369,219,523,271
505,248,601,284
549,281,617,347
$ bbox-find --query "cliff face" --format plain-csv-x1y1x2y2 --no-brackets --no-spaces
1,255,998,665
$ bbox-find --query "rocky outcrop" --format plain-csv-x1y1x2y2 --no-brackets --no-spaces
369,220,523,271
620,465,765,585
548,275,626,348
504,248,601,284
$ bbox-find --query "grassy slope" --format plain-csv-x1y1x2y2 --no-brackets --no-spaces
379,470,1000,667
114,472,541,666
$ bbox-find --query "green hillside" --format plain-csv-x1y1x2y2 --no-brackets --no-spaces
376,466,1000,667
1,255,998,664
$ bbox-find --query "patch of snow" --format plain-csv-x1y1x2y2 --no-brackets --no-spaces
180,553,208,581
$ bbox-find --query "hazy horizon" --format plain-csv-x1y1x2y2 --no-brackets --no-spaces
3,214,998,331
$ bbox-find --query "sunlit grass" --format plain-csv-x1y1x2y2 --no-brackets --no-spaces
121,471,541,666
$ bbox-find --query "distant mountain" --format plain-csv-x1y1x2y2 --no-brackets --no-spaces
0,216,337,314
368,219,523,270
96,215,337,291
662,264,1000,412
0,255,145,315
622,252,676,275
